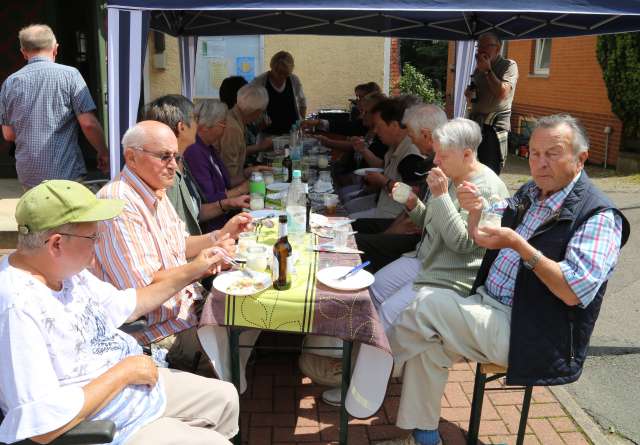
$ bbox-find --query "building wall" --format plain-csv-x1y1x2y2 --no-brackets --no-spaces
507,36,621,166
446,36,622,166
146,34,389,114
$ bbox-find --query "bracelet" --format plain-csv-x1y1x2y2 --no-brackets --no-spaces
218,199,226,213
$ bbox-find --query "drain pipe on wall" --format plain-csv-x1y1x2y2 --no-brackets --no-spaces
603,126,612,168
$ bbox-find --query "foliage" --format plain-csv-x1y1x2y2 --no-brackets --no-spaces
400,40,448,93
397,63,444,106
596,33,640,139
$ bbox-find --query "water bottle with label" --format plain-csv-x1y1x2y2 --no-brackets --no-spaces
286,170,307,240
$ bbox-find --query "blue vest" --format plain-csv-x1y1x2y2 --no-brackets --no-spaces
472,172,630,386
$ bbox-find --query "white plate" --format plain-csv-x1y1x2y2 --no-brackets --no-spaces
316,266,374,291
267,182,290,192
354,167,384,177
212,270,272,296
248,209,284,219
310,213,328,227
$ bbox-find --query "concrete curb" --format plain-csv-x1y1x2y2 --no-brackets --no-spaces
551,386,613,445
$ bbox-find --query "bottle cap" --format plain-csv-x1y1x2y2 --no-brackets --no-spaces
292,170,302,178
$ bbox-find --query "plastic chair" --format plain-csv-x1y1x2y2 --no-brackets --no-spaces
467,363,533,445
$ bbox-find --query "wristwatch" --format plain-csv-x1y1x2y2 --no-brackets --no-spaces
523,250,543,270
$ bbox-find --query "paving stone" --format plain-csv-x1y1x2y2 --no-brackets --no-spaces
367,424,409,441
445,382,471,407
273,425,321,442
526,402,566,418
527,418,565,445
495,404,532,434
559,432,590,444
249,426,272,445
549,417,577,433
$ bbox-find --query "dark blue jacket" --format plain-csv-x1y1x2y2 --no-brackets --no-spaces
471,172,630,386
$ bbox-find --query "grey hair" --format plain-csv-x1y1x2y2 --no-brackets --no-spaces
402,104,448,133
121,124,150,151
534,114,589,155
477,31,501,46
236,84,269,114
19,24,57,52
432,118,482,154
144,94,194,135
18,223,75,251
195,99,228,127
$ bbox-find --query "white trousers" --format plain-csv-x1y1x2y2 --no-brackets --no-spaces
370,256,422,332
388,287,511,430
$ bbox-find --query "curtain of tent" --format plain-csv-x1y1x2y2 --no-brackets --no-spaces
179,36,198,100
453,40,477,118
107,8,150,178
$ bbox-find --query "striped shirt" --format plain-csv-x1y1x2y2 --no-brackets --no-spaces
92,166,200,344
0,56,95,187
484,173,623,308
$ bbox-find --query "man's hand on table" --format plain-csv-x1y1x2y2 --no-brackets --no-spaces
225,195,251,210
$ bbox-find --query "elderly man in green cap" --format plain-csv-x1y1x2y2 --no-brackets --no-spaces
0,180,240,445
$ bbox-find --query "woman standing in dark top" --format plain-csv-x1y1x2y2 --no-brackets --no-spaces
251,51,306,135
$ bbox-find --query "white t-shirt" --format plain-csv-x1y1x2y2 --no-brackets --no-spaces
0,256,166,444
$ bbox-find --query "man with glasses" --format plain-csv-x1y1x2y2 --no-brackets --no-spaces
465,31,518,175
93,120,252,380
0,180,239,445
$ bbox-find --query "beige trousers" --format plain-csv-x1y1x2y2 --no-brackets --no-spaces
388,286,511,430
125,368,239,445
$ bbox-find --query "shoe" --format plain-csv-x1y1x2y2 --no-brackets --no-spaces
321,387,342,406
298,352,343,386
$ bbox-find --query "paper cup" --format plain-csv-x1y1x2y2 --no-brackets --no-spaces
392,182,411,204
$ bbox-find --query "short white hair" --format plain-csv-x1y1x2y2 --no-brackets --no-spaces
195,99,228,127
402,104,448,134
17,223,75,251
121,124,150,151
432,118,482,154
19,24,56,52
236,84,269,114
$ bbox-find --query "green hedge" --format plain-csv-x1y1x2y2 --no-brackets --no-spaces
596,33,640,138
397,63,444,106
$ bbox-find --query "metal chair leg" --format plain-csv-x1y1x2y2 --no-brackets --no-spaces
339,340,353,445
467,363,486,445
516,386,533,445
230,329,242,445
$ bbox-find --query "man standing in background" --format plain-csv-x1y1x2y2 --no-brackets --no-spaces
0,24,109,189
466,31,518,175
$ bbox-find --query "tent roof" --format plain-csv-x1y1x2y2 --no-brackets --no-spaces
107,0,640,40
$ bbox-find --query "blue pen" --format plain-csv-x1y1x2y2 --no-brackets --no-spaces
337,260,371,280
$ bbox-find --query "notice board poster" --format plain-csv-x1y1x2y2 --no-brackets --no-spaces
195,36,263,98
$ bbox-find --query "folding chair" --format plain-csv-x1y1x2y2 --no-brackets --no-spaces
467,363,533,445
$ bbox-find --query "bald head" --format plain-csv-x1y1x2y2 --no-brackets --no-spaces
122,121,179,191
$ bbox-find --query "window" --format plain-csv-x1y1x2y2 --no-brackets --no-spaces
533,38,552,75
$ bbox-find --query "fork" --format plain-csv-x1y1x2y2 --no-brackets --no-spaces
213,248,256,278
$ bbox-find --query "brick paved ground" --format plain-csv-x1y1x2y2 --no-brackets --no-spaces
239,334,591,445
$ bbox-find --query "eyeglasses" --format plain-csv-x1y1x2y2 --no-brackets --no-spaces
130,146,182,163
45,232,102,245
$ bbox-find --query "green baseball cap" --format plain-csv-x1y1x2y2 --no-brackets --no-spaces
16,180,125,234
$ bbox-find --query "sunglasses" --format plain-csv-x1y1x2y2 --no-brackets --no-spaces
131,146,182,163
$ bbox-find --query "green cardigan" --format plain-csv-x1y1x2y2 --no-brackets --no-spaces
408,165,509,295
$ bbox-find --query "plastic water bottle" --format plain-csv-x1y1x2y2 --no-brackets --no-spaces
286,170,307,240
